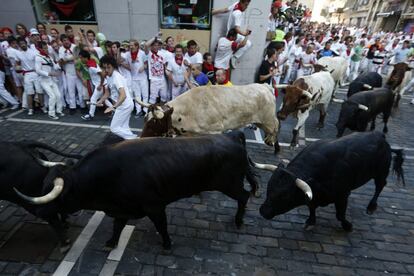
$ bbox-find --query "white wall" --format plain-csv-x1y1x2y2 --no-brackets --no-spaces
211,0,272,84
95,0,159,41
0,0,36,31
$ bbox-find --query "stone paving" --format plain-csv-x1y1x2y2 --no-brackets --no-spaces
0,89,413,275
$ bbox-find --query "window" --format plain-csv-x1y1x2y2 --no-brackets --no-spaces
160,0,213,30
32,0,97,25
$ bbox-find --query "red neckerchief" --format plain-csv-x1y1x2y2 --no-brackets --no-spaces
234,2,246,12
37,47,49,58
166,46,174,53
64,45,72,54
175,55,183,66
131,50,139,61
69,36,75,44
86,58,97,68
346,49,351,56
151,50,159,59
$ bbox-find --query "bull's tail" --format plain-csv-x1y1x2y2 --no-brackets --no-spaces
22,141,83,159
391,148,405,186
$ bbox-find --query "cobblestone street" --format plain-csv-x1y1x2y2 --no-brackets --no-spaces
0,88,413,275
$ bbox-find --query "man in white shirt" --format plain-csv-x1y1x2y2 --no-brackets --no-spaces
5,36,23,104
0,56,19,110
183,40,203,67
125,39,149,116
80,50,112,121
97,55,136,140
59,34,78,114
146,37,168,104
214,28,248,72
35,41,64,120
297,44,316,78
213,0,252,68
15,38,45,115
167,44,188,99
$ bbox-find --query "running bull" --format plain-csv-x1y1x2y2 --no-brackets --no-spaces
15,132,269,250
259,131,405,232
335,88,394,138
276,71,335,147
1,141,82,252
347,72,382,98
136,84,281,153
313,56,348,89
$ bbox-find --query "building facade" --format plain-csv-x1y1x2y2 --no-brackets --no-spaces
343,0,414,33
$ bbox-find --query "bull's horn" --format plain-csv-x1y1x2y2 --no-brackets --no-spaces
295,178,313,200
251,161,277,172
358,104,369,111
363,84,373,89
301,90,313,99
14,177,64,205
36,157,66,168
134,97,151,108
275,84,289,89
153,106,165,119
332,99,345,104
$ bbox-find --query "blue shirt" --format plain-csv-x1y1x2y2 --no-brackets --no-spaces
394,48,410,64
319,49,334,57
195,72,209,86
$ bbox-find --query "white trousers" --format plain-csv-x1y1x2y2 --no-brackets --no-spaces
63,74,78,109
88,86,113,117
149,79,168,103
75,78,87,108
131,79,149,112
110,101,136,140
234,34,252,59
39,78,62,116
171,83,187,99
23,72,42,95
0,71,19,106
349,61,360,81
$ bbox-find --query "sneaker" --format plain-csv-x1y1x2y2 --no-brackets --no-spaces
41,106,48,114
11,104,19,110
57,112,65,117
81,114,93,121
28,109,34,116
231,56,238,69
48,114,59,120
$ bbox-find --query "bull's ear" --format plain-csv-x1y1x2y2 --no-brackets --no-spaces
166,107,174,116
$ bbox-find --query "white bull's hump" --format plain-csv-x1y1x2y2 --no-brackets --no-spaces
302,72,335,105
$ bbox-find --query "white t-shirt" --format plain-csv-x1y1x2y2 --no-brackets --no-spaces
58,44,77,75
93,47,104,59
15,48,37,71
118,52,132,87
159,49,174,65
147,51,166,81
166,57,187,84
107,70,133,108
227,2,245,32
183,52,203,66
88,63,105,87
124,50,147,81
300,52,316,66
6,47,20,67
215,37,237,69
35,54,59,79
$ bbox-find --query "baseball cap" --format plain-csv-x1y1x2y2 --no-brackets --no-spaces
29,28,40,36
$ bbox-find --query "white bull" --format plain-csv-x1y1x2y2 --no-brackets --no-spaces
315,56,348,90
277,72,335,147
137,83,281,153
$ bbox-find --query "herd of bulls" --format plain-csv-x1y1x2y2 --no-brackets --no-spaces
0,56,408,256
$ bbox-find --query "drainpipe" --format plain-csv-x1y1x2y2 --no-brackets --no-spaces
128,0,133,39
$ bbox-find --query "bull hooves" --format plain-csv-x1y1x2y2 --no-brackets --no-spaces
366,209,374,215
162,242,172,251
304,224,315,231
341,221,353,232
317,124,324,129
104,240,117,251
59,242,71,254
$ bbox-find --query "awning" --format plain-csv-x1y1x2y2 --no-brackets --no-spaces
377,12,395,18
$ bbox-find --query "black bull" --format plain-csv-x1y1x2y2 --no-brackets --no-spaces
260,131,405,231
15,132,263,250
347,72,382,98
336,88,394,138
1,141,82,252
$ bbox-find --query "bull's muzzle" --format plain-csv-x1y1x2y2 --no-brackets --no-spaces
259,204,275,220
